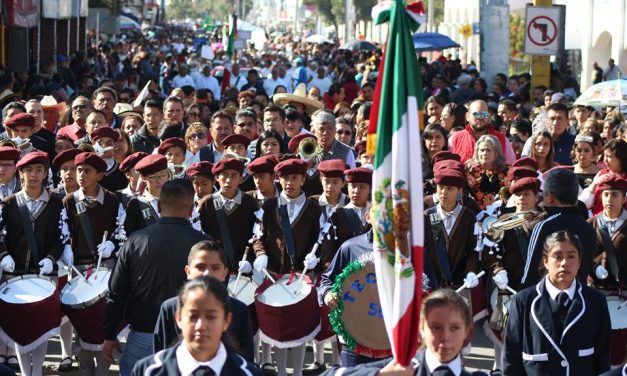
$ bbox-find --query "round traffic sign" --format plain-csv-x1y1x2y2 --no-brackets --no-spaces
527,15,557,47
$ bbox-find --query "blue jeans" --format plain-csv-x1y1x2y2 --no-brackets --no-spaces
119,331,153,376
340,350,380,367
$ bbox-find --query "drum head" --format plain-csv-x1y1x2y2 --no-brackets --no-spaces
607,300,627,330
0,276,55,304
228,276,257,306
256,275,311,307
338,263,390,352
61,268,111,307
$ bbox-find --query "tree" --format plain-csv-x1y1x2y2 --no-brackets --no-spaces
355,0,377,22
303,0,338,33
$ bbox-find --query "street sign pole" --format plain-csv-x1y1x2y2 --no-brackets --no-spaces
530,0,552,93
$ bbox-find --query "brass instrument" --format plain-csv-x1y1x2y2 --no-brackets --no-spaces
481,210,544,242
498,186,511,203
0,138,31,149
297,136,323,162
221,152,251,165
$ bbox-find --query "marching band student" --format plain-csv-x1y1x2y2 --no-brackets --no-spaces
340,167,373,234
153,240,254,361
0,146,20,200
198,157,259,270
221,134,255,192
249,158,322,376
124,154,170,235
320,289,488,376
90,127,128,192
245,154,280,205
3,113,38,158
315,159,350,208
62,152,122,374
288,133,323,197
0,151,73,376
52,148,83,198
117,151,149,207
425,168,481,294
185,161,215,202
133,276,261,376
157,137,187,178
504,231,611,376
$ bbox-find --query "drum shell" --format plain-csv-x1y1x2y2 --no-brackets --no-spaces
315,303,334,342
254,275,320,346
229,275,259,334
0,275,62,348
607,295,627,366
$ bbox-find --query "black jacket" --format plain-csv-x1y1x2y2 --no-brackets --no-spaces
503,278,611,376
103,217,211,338
131,125,161,154
153,295,254,362
132,343,261,376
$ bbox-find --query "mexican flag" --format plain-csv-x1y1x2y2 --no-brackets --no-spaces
225,14,237,57
368,0,426,366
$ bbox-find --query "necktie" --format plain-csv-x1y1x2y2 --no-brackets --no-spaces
556,291,570,310
192,366,215,376
29,199,41,214
224,199,234,211
433,365,454,376
289,200,296,218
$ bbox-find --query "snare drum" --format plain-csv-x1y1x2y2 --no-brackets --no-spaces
607,296,627,365
229,275,258,333
0,275,62,352
255,274,320,348
60,267,111,351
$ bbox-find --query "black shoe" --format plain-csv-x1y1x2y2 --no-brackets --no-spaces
261,362,277,376
58,356,73,372
302,362,327,375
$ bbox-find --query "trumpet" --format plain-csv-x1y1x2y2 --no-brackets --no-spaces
481,210,545,242
222,152,250,165
297,137,323,162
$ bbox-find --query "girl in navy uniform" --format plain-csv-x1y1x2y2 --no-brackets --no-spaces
503,231,611,376
320,288,487,376
132,275,261,376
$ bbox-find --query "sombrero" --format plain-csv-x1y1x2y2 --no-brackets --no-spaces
40,95,67,113
273,83,323,115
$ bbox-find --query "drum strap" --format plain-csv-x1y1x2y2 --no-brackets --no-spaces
213,193,235,263
598,224,620,282
427,207,453,283
138,200,158,227
423,248,439,289
278,204,297,270
514,227,529,262
16,195,39,266
73,191,98,258
345,208,363,236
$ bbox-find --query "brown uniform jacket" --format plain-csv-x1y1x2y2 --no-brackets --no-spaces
588,213,627,290
253,197,321,274
0,191,64,273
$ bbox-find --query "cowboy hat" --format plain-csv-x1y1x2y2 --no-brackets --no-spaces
272,83,323,116
40,95,67,113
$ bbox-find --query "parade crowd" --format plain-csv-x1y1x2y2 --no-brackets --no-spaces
0,24,624,376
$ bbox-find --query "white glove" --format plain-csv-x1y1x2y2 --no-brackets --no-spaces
493,270,509,290
595,265,609,280
97,240,115,258
238,260,253,274
464,272,479,289
38,258,53,275
304,252,319,270
253,254,268,272
61,245,74,269
1,255,15,273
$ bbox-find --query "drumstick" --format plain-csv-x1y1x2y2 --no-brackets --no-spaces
294,243,320,294
262,268,276,283
505,285,518,295
93,231,108,281
455,270,486,293
232,246,250,296
618,300,627,310
71,264,90,284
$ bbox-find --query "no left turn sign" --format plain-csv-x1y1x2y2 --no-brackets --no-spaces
524,6,562,55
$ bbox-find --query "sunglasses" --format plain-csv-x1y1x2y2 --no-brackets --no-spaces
472,111,489,119
188,112,200,117
336,130,352,136
189,133,206,140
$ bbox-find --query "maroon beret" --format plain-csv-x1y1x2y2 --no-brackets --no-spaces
507,166,537,181
157,137,187,155
119,152,149,173
318,159,348,179
4,113,35,129
0,146,21,162
212,157,245,175
52,149,84,169
288,133,317,154
274,158,308,176
345,167,373,185
248,155,278,175
431,150,461,165
598,175,627,192
434,168,465,188
509,177,541,195
16,151,49,170
74,152,107,173
90,126,119,142
222,134,251,148
135,154,168,176
433,159,464,174
186,161,214,178
511,157,539,170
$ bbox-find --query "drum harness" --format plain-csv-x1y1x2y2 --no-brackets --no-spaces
597,218,621,286
213,192,235,263
427,206,452,288
15,193,40,273
73,191,99,262
278,203,298,283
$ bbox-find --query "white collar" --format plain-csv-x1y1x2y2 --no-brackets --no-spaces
105,157,116,171
142,189,159,203
344,202,368,211
602,209,627,226
544,275,577,301
76,186,105,205
220,189,242,205
436,203,462,218
20,188,50,203
318,193,346,208
424,349,462,376
279,192,306,206
176,342,227,376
